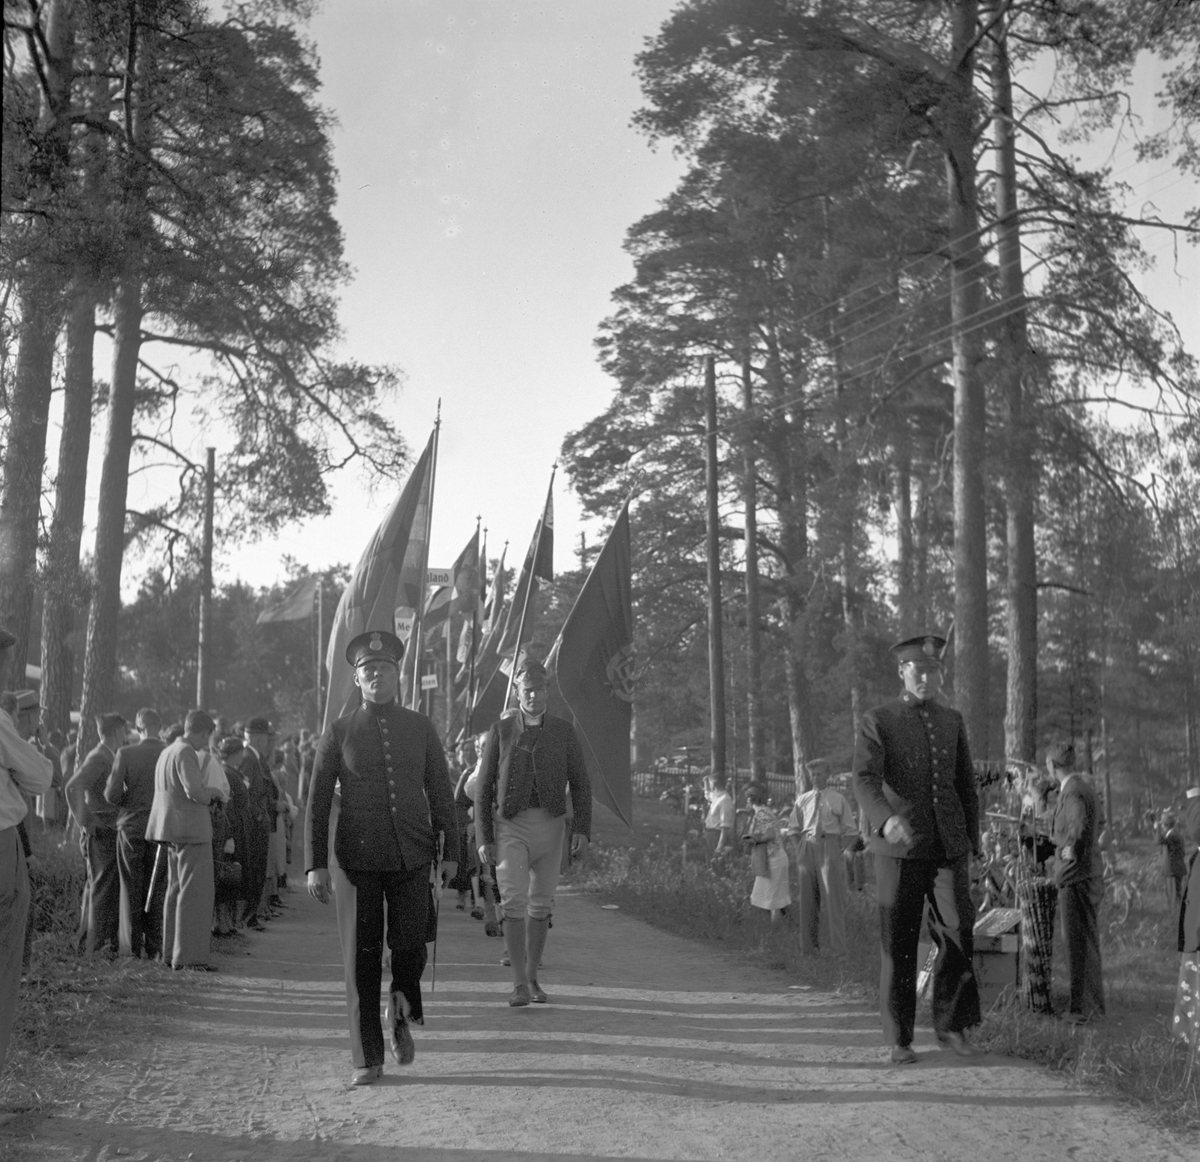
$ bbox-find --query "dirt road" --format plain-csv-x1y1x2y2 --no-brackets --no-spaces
7,876,1195,1162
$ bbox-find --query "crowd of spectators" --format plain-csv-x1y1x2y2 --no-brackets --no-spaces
11,698,318,973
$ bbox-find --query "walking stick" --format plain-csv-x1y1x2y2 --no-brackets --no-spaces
430,833,444,991
144,842,166,914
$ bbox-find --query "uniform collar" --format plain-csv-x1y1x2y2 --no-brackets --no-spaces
899,691,932,707
362,699,396,717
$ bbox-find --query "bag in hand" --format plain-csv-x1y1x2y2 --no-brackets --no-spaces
216,857,242,890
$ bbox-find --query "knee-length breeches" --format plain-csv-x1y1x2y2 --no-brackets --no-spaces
495,808,565,921
333,864,429,1069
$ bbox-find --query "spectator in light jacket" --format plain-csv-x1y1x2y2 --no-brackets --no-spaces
146,709,218,971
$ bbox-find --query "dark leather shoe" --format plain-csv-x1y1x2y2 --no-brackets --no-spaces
890,1044,917,1065
388,992,415,1064
509,984,531,1007
937,1030,983,1057
351,1065,383,1086
528,978,547,1004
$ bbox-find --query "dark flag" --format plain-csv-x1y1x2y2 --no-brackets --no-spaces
256,576,318,623
423,529,482,632
548,500,634,828
483,541,507,633
322,429,435,729
498,480,554,657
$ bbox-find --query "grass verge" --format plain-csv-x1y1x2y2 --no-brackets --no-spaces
0,828,202,1129
585,801,1200,1138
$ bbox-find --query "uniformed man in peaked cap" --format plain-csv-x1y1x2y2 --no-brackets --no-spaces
306,629,460,1086
852,634,983,1064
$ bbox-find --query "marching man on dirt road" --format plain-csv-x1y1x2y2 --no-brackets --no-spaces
852,633,984,1065
475,658,591,1007
305,630,459,1086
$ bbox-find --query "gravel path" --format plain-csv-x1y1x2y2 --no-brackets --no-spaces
7,872,1196,1162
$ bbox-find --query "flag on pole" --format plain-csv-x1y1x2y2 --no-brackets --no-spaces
322,430,435,730
423,530,482,632
548,500,634,828
483,542,508,634
498,483,554,657
256,576,319,623
533,491,553,581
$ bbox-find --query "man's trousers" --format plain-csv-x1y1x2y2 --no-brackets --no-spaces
0,826,30,1072
875,853,981,1047
495,808,565,921
85,826,121,957
162,842,214,968
333,865,430,1069
117,830,165,959
241,820,270,923
796,834,848,954
1061,875,1105,1018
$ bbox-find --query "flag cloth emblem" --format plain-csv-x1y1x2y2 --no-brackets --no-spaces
605,643,636,703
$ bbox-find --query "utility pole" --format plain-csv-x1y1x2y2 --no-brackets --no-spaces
196,447,215,709
704,356,726,782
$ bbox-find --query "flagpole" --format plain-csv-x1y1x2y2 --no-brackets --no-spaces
504,464,556,708
468,537,506,731
466,520,483,737
410,405,442,710
444,609,453,739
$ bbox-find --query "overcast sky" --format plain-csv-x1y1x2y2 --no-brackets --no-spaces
73,3,1198,596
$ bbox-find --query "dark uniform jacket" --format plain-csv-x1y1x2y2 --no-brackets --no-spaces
475,712,591,847
235,746,275,834
1051,774,1105,888
305,700,460,873
852,692,979,863
73,743,118,833
104,738,166,835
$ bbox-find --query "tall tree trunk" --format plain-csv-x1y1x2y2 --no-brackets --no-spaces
78,0,152,753
946,0,989,757
913,465,931,630
0,0,78,687
740,356,764,784
0,291,58,686
763,331,818,791
703,356,727,781
828,306,863,731
79,275,142,750
991,10,1038,763
39,286,97,734
893,419,915,630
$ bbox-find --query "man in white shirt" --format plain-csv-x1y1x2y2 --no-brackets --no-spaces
704,774,736,861
788,767,856,954
0,627,54,1071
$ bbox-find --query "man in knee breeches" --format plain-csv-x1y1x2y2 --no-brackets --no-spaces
475,659,591,1006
